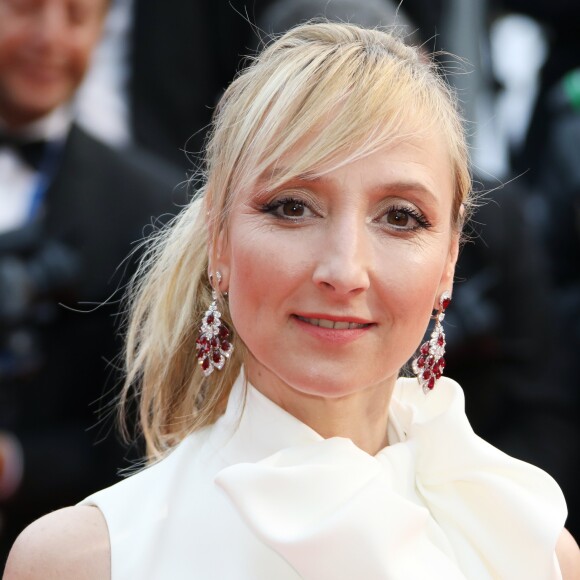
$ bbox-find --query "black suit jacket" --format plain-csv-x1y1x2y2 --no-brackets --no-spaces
0,124,184,559
130,0,272,170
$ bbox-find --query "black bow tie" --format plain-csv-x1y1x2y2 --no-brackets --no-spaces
0,133,48,170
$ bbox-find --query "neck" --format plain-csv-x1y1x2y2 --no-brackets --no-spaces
0,105,72,141
0,105,40,132
245,361,395,456
0,100,69,132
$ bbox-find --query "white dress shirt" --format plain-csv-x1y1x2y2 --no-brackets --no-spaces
0,107,72,233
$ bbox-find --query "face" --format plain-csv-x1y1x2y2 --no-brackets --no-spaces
217,128,459,403
0,0,106,127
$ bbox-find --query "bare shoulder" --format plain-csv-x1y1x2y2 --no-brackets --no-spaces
557,528,580,580
3,505,110,580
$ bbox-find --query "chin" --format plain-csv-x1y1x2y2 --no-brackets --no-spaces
245,349,397,402
11,80,71,115
282,365,393,400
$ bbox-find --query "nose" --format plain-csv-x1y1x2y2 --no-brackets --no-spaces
312,216,371,296
35,2,68,46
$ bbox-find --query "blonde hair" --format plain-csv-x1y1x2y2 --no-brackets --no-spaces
120,22,472,461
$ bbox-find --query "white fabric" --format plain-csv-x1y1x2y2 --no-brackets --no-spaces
0,107,72,233
0,152,36,232
81,371,566,579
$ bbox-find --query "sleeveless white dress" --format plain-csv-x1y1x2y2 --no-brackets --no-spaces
81,371,567,579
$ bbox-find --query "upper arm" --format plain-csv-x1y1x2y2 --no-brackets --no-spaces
3,505,110,580
557,528,580,580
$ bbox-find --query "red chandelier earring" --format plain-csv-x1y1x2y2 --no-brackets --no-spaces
195,271,233,377
412,292,451,394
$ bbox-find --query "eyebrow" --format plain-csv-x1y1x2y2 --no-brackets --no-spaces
259,167,320,185
319,174,438,199
368,181,439,204
267,170,438,201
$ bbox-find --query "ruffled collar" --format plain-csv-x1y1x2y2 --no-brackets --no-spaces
213,371,566,579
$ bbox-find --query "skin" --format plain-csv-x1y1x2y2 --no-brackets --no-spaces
557,530,580,579
4,127,579,577
4,506,109,579
0,0,107,129
217,130,459,456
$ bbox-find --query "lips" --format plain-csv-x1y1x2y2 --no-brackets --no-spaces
17,58,67,82
294,315,372,330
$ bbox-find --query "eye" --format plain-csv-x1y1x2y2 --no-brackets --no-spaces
279,199,306,217
379,206,431,231
7,0,38,13
386,209,412,227
261,197,316,220
68,1,91,24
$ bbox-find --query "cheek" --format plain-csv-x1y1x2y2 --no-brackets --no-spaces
226,225,311,337
70,32,98,70
63,42,91,86
228,230,305,306
0,29,25,67
374,242,447,332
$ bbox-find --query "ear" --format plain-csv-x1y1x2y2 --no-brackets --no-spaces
211,228,231,292
436,232,460,308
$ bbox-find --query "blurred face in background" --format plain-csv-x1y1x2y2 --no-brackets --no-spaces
0,0,107,128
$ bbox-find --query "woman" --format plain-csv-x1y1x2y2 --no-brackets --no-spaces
5,22,579,579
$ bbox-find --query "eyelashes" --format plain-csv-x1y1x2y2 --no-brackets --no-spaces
259,196,432,231
380,206,432,230
260,197,317,220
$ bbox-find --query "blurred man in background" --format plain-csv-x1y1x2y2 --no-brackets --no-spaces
0,0,182,562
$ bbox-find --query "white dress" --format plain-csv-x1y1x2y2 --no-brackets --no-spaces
81,371,567,579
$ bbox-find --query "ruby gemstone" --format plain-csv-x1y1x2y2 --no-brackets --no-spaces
196,337,210,355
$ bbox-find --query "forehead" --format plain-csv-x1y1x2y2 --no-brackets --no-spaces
253,122,454,198
239,73,457,195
